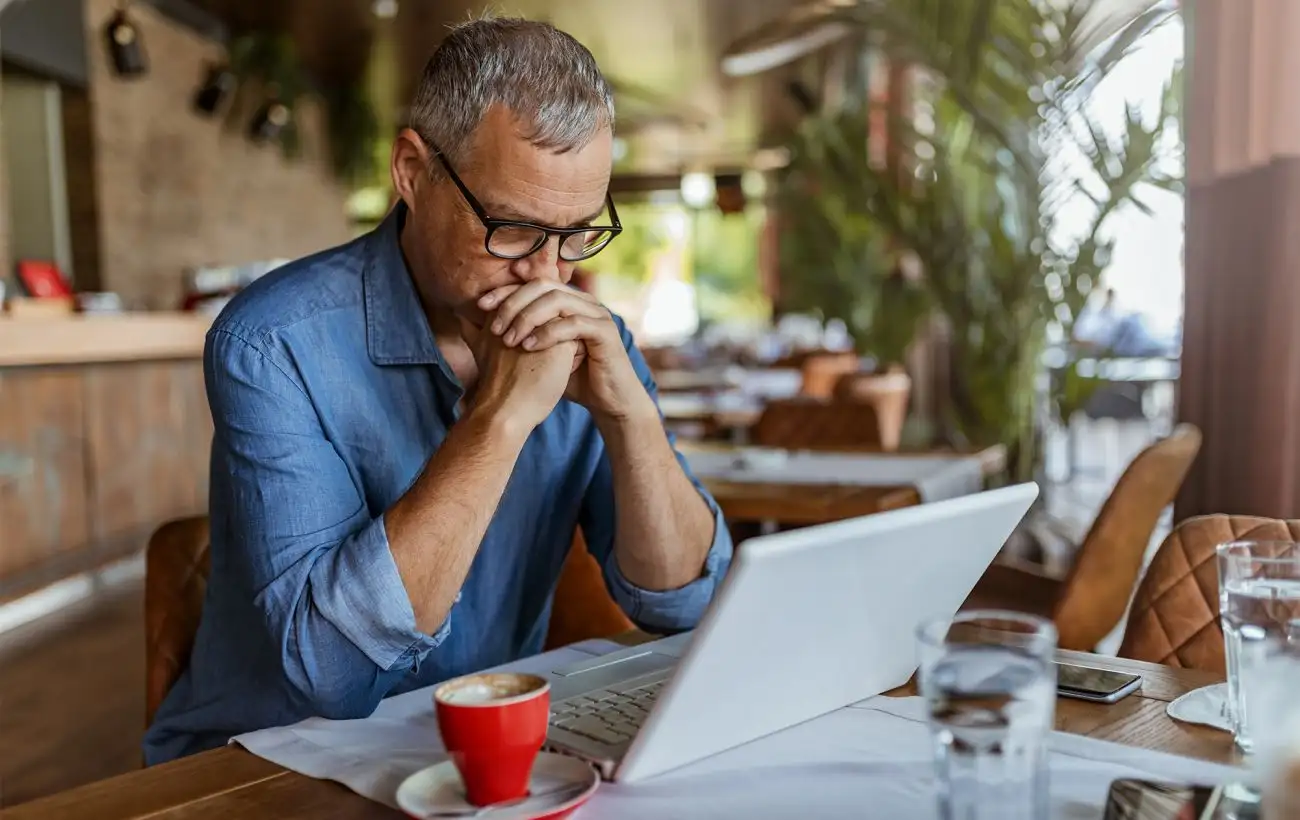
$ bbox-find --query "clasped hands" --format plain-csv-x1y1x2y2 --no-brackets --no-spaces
462,281,654,429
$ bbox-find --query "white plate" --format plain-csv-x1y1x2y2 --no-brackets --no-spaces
395,751,599,819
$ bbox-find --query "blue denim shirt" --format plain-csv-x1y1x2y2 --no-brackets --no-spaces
142,204,733,764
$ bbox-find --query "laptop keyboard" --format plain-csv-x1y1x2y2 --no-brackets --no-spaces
548,679,667,746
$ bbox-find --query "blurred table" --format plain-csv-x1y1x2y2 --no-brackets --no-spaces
653,366,803,397
683,443,1007,527
658,392,765,440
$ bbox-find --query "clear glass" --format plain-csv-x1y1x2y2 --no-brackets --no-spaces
1217,541,1300,753
1255,643,1300,816
916,610,1058,820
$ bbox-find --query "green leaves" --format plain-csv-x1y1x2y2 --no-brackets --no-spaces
777,0,1182,470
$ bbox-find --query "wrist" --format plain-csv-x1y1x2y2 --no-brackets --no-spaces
594,394,661,439
460,397,535,446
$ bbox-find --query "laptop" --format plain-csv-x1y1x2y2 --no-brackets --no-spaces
540,481,1039,782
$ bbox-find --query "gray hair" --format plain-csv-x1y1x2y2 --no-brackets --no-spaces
408,17,616,167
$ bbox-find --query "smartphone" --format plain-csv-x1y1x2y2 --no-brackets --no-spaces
1056,661,1142,703
1104,779,1256,819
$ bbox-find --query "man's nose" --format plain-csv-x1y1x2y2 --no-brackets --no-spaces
512,236,566,283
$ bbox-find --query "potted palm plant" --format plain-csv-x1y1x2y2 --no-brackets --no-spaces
767,0,1182,477
775,116,930,449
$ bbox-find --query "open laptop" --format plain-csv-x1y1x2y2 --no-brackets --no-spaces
541,481,1039,782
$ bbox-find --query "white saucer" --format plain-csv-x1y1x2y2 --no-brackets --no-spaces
395,752,599,819
1166,682,1232,732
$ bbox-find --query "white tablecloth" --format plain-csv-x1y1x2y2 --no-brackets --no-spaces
684,449,986,503
234,643,1246,819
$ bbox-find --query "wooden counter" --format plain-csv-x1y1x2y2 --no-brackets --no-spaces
0,313,211,367
0,314,213,600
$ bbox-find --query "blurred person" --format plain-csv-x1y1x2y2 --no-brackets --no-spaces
1072,287,1177,357
144,17,732,764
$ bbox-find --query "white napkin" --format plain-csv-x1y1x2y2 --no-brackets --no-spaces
685,449,985,503
232,639,624,810
236,643,1247,819
1166,683,1232,732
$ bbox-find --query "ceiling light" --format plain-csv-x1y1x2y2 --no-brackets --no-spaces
372,0,398,20
680,172,715,209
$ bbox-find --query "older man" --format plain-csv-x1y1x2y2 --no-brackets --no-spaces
144,17,732,763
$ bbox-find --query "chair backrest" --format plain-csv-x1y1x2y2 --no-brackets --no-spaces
750,398,882,450
143,518,631,725
1050,424,1202,651
832,370,911,451
144,516,211,726
543,529,635,650
1118,514,1300,672
799,352,860,399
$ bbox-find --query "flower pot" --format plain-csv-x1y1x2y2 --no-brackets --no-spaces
833,366,912,451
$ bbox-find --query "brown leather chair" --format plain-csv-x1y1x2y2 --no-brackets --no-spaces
798,352,861,399
1118,514,1300,673
543,529,634,650
965,423,1202,652
144,518,633,726
833,370,912,451
750,398,883,450
145,517,210,726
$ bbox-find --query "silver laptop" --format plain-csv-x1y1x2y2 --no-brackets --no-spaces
540,482,1039,782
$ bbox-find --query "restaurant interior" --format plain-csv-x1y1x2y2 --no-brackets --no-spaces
2,0,1299,817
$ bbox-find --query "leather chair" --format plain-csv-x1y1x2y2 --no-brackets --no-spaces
798,352,861,399
1118,514,1300,673
964,423,1202,652
144,517,210,726
144,518,633,726
750,398,883,450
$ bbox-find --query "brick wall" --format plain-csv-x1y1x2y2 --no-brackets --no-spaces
83,0,353,308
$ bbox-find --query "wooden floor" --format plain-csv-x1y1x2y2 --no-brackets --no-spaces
0,417,1165,808
0,578,145,807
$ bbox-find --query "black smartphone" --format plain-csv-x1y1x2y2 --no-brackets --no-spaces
1056,661,1142,703
1104,779,1257,819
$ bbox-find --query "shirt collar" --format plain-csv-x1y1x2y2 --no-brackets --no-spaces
363,201,446,367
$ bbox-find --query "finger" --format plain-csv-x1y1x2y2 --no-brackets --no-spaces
475,284,522,313
489,280,559,336
503,290,604,347
521,315,609,352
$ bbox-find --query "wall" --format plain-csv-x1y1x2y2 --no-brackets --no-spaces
2,76,74,276
83,0,352,308
0,53,9,289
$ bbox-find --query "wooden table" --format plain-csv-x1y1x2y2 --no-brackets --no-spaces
2,642,1236,820
688,443,1008,526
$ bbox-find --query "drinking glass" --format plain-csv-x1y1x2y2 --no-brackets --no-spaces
916,610,1057,820
1218,541,1300,753
1254,638,1300,817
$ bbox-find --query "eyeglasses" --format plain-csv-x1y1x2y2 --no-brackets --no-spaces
430,145,622,262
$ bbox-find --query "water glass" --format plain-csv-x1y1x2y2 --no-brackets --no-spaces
1254,644,1300,817
1218,541,1300,753
916,610,1058,820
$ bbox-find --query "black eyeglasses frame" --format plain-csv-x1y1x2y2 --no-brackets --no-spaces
430,146,622,262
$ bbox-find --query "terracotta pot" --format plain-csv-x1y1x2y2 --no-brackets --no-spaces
833,366,912,451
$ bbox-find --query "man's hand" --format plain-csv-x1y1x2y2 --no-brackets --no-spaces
476,282,655,423
459,316,581,432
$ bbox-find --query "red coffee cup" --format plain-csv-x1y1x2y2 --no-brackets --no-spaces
433,672,551,806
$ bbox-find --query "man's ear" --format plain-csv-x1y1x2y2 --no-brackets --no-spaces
391,128,431,213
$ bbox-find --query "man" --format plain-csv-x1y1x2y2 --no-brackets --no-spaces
144,17,732,764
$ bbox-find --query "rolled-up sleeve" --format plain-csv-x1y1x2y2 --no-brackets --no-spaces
579,320,734,633
206,327,443,711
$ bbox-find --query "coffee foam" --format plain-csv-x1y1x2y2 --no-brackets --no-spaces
437,673,545,705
